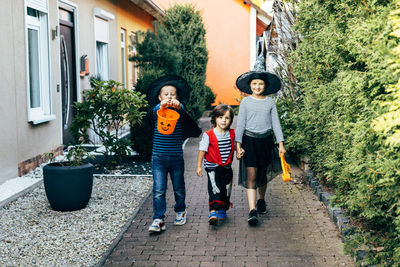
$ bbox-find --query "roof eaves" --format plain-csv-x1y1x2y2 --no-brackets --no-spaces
244,0,273,21
130,0,165,18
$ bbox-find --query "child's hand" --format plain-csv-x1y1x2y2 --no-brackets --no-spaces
236,143,245,159
196,166,202,176
278,142,286,155
160,99,180,109
160,99,169,109
170,99,181,109
236,148,245,160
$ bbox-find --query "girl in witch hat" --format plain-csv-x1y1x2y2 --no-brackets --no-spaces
235,49,286,226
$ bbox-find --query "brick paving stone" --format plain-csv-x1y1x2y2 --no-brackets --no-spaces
102,118,354,267
200,262,223,267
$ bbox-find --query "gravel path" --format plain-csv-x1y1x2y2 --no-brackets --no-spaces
0,175,152,266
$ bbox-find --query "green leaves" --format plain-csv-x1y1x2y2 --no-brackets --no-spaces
134,4,214,121
69,79,147,164
130,4,214,159
372,6,400,147
283,0,400,264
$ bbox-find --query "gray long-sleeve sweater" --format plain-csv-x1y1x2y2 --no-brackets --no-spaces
235,96,284,143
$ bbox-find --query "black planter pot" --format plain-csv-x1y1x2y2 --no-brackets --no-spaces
43,162,94,212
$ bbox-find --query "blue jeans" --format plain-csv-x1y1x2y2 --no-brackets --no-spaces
152,154,186,219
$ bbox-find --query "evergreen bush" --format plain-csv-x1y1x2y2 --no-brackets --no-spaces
283,0,400,264
130,4,214,158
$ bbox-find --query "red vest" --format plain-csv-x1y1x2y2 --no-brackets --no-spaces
204,129,235,166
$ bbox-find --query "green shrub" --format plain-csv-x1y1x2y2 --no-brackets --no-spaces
130,4,215,158
282,0,400,264
163,4,215,120
70,79,147,164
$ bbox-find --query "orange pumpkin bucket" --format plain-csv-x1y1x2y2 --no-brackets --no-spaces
157,108,180,135
280,153,292,182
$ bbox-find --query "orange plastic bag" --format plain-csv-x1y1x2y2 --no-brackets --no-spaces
157,108,180,135
280,153,292,182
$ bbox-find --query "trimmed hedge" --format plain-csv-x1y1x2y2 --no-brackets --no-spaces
283,0,400,264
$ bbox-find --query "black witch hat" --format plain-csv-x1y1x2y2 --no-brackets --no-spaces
235,45,281,95
147,74,190,106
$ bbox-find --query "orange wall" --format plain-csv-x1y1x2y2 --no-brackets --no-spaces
153,0,250,105
117,0,155,31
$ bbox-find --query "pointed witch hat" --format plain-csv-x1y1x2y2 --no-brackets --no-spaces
235,41,281,95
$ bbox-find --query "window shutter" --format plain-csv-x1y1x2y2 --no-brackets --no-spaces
95,17,109,43
26,0,48,13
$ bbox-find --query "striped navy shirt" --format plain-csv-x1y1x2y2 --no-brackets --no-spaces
199,128,232,169
152,104,184,155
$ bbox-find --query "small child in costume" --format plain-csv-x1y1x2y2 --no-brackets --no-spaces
147,75,201,233
196,104,235,225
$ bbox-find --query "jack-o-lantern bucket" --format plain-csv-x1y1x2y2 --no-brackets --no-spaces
157,108,180,135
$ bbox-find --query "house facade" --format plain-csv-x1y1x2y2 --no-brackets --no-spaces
153,0,273,105
0,0,163,184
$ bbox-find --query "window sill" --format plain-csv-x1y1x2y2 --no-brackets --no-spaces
29,114,56,125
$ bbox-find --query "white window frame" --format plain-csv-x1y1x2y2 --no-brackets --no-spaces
25,2,55,124
94,10,113,81
95,40,109,81
121,29,127,86
130,32,138,88
250,6,257,69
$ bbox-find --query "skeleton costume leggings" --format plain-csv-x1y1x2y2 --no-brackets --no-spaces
206,165,233,211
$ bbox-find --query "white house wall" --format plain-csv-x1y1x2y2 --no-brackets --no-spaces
0,0,62,184
0,0,137,184
17,0,60,182
73,0,119,93
0,0,20,184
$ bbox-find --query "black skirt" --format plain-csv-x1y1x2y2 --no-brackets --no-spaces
238,130,276,189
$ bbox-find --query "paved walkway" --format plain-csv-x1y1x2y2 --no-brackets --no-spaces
103,118,354,267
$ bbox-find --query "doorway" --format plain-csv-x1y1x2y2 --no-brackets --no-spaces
59,5,77,145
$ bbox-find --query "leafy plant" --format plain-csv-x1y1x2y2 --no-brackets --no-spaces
64,144,94,166
281,0,400,264
69,79,147,164
44,143,93,166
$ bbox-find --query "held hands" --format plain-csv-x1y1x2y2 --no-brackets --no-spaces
236,143,245,160
196,166,202,177
160,99,181,109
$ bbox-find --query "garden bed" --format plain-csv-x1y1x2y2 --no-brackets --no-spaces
89,155,152,175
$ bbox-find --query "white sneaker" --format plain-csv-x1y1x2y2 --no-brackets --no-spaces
148,219,166,232
174,210,187,225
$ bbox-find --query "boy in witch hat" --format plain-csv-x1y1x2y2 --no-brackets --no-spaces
146,74,201,233
235,48,287,226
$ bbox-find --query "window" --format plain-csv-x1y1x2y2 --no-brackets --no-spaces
96,41,109,80
95,16,110,81
25,3,54,123
129,32,138,88
121,29,127,86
